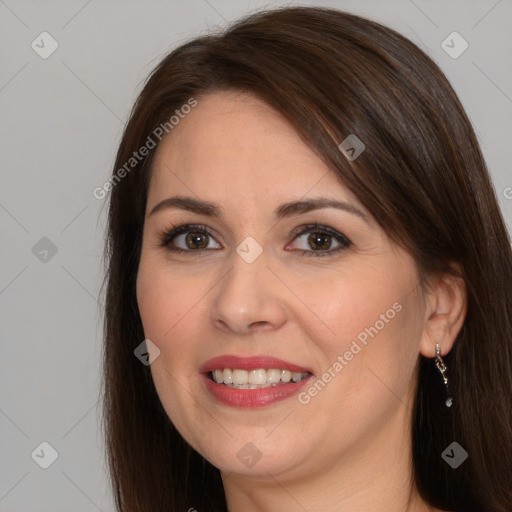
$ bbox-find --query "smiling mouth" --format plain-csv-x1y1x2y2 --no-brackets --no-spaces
210,368,312,389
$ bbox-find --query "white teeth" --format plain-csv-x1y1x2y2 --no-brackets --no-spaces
211,368,310,387
248,369,267,385
267,369,281,383
291,372,303,382
232,369,249,385
222,368,233,384
281,370,292,383
214,369,224,384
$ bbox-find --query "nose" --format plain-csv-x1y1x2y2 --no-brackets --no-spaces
210,249,287,335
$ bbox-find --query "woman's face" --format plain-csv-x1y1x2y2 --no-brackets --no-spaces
136,91,429,480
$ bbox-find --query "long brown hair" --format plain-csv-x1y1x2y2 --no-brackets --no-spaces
100,6,512,511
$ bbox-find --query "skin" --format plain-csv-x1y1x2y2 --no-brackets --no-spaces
136,91,467,511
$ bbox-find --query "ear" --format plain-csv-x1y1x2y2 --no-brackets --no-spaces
419,266,467,358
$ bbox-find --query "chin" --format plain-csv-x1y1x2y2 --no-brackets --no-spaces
198,434,311,479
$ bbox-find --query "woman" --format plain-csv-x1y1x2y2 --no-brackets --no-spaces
101,6,512,511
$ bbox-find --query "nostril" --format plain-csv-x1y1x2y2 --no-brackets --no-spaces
249,321,272,331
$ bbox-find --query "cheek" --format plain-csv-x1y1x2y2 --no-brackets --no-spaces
136,257,207,436
136,254,203,347
292,266,407,355
291,263,421,404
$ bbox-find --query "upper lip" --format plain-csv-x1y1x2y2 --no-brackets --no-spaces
200,355,312,374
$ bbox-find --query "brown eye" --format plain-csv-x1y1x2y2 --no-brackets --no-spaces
159,224,222,252
185,232,209,249
308,232,332,251
290,224,352,257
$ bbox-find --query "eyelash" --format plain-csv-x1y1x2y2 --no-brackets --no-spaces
157,223,352,257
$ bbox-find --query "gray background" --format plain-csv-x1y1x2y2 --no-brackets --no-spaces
1,0,510,510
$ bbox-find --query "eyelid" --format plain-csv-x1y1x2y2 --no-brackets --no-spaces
158,222,352,256
287,223,352,256
158,223,221,251
289,223,349,242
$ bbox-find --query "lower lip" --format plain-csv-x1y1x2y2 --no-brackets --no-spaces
202,373,312,408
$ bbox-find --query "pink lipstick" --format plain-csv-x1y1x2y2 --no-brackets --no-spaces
200,355,313,408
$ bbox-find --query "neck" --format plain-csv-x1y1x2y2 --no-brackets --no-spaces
221,402,435,512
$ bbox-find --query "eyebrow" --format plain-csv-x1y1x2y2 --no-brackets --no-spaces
148,195,368,223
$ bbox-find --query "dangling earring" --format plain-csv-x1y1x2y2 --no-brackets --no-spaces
435,344,453,408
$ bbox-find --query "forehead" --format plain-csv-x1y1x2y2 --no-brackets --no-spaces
148,91,363,213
